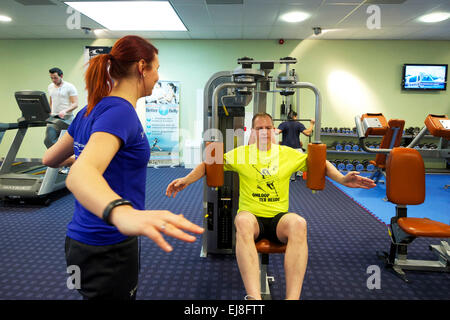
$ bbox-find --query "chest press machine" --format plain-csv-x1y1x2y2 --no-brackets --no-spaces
201,57,327,299
355,113,450,282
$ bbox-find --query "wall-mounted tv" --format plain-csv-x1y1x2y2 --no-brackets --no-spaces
402,64,447,91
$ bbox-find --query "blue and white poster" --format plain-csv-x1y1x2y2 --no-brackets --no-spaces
144,81,180,166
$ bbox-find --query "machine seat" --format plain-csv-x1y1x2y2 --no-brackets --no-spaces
398,218,450,238
255,239,287,254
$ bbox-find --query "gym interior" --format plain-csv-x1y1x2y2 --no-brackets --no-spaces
0,0,449,304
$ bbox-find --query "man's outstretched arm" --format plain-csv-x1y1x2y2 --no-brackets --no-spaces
166,162,207,198
325,160,376,189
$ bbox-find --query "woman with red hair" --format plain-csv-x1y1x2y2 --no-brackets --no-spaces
43,35,203,300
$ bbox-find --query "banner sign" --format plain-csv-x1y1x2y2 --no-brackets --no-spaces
144,81,180,166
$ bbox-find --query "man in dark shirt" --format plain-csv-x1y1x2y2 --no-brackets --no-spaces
276,111,315,180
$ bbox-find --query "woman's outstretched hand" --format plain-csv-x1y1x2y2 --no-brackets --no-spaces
111,208,204,252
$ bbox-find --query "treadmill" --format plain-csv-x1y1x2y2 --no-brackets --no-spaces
0,91,68,204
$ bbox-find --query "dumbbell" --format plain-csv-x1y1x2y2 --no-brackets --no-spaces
362,159,375,171
344,141,353,151
346,161,354,171
334,141,343,151
405,127,413,135
340,159,352,171
352,160,364,171
335,160,345,171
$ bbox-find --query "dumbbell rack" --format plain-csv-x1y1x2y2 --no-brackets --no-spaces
320,130,378,173
320,128,445,172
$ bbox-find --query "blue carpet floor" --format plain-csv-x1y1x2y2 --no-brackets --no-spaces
328,173,450,225
0,168,449,300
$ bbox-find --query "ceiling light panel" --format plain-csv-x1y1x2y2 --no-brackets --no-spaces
418,12,450,23
280,12,310,23
65,1,187,31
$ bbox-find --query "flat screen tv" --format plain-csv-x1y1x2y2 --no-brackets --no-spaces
402,64,447,91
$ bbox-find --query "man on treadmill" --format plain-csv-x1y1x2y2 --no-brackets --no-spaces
45,67,78,148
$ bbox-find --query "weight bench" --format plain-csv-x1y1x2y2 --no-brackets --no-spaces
378,147,450,282
255,239,287,300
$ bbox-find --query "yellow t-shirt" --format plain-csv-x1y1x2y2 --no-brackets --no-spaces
223,144,308,218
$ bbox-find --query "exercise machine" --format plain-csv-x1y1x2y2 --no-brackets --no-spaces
201,57,325,257
368,118,405,184
355,113,450,282
0,91,69,204
201,57,326,299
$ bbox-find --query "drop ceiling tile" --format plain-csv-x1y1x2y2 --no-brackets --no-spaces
208,4,243,26
213,25,242,38
173,4,212,27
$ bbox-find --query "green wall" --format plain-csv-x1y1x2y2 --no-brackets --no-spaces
0,39,449,160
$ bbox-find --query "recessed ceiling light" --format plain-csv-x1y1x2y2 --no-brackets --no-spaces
418,12,450,23
65,1,187,31
94,29,107,36
281,11,310,23
0,15,12,22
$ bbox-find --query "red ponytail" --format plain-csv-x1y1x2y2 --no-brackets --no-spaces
84,35,158,115
85,54,112,115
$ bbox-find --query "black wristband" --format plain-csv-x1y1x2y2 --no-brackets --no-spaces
102,199,132,226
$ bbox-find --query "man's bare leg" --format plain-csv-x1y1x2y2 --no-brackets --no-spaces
234,211,261,300
276,213,308,300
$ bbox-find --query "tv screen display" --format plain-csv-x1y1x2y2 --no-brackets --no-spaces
402,64,447,90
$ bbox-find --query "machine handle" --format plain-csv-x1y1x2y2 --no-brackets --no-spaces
306,143,327,191
205,141,224,187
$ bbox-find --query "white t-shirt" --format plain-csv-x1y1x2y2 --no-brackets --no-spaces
48,80,78,115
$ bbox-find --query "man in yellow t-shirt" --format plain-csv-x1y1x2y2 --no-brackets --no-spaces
223,142,307,218
166,112,375,300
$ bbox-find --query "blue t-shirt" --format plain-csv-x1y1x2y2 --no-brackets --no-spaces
278,120,307,149
67,96,150,245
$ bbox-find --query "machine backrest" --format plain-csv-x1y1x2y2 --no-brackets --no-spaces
386,147,425,205
424,114,450,140
374,119,405,166
360,113,389,137
14,91,51,123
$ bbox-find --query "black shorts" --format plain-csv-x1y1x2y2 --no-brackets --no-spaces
255,212,289,244
65,236,139,300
